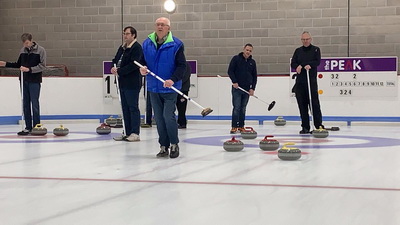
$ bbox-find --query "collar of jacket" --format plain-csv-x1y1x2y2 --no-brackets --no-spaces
26,42,38,52
301,44,313,51
148,31,174,47
238,52,252,60
122,39,137,49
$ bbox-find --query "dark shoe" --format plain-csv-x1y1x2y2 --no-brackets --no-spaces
230,127,238,134
140,123,152,128
178,125,186,129
299,128,310,134
156,146,169,158
17,129,30,135
170,144,180,158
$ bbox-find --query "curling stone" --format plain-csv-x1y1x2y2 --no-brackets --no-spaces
274,116,286,126
53,125,69,136
115,116,123,128
259,135,280,151
240,127,257,139
312,126,329,138
278,142,301,161
31,124,47,136
223,137,244,152
105,116,117,127
96,123,111,135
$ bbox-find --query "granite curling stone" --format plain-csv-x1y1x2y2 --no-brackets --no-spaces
223,137,244,152
53,125,69,136
278,142,301,161
96,123,111,135
105,116,117,127
240,127,257,139
31,124,47,136
312,126,329,138
274,116,286,126
115,116,123,128
259,135,280,151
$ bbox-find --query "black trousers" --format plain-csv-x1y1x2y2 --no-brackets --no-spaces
176,91,189,126
144,91,153,124
295,81,323,130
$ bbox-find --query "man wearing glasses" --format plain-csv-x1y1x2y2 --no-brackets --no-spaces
290,31,324,134
111,26,143,142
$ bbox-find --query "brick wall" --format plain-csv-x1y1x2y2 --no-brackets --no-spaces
0,0,399,76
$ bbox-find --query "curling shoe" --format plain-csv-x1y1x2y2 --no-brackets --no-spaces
17,129,30,135
125,133,140,142
113,134,126,141
230,127,238,134
156,146,169,158
170,144,180,158
299,128,311,134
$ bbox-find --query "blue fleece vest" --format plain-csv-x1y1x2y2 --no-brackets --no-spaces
143,33,183,93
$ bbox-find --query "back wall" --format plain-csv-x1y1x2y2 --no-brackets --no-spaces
0,0,399,76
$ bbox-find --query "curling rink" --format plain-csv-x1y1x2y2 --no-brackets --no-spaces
1,121,400,225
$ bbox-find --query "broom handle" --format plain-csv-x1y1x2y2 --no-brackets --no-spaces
20,70,24,130
133,61,206,110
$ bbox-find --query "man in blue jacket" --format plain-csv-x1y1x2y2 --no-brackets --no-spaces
228,44,257,134
111,26,143,142
0,33,46,135
139,17,186,158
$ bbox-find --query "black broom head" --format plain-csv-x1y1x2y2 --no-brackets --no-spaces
268,101,276,111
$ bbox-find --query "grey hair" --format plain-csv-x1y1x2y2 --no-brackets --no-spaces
156,17,171,26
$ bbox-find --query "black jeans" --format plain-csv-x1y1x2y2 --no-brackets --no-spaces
145,91,153,124
120,88,141,136
295,81,323,130
176,91,188,127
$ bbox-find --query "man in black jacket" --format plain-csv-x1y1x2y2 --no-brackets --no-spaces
228,43,257,134
176,61,191,129
291,31,324,134
0,33,46,135
111,26,143,142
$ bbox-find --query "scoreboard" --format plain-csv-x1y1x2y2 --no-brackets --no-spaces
290,57,398,98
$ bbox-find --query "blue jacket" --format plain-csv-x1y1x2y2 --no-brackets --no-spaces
142,32,185,93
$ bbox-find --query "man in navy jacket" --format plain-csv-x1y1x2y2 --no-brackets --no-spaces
228,43,257,134
111,26,143,142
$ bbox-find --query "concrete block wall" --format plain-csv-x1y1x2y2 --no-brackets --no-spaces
0,0,399,76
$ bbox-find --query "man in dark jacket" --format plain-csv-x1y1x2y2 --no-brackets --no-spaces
176,61,191,129
0,33,46,135
291,31,324,134
111,26,143,142
228,43,257,134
